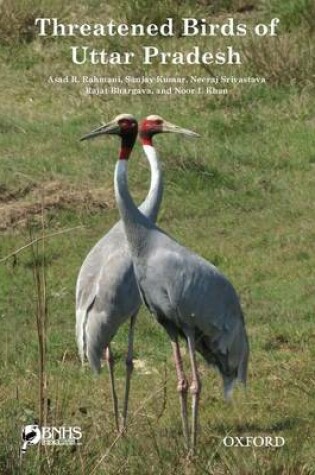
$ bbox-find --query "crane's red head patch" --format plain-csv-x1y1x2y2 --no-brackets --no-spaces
139,115,200,146
139,115,164,146
116,114,138,160
80,113,138,160
117,116,138,135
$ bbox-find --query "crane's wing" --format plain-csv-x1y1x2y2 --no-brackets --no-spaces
75,222,141,371
137,235,237,331
135,232,249,395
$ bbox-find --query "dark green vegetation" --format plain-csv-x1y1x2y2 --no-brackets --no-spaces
0,0,314,473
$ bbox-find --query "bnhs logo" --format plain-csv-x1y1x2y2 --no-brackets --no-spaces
21,425,41,454
21,425,82,454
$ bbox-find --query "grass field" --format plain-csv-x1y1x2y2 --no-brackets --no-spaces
0,0,315,473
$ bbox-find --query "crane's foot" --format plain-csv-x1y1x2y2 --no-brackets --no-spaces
119,421,128,436
186,447,198,462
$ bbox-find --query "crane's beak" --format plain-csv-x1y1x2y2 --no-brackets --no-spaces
80,120,120,141
162,121,200,139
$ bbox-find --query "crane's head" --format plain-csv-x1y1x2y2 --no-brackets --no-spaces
139,115,200,146
80,114,138,160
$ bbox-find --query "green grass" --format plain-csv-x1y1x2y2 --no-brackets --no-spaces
0,0,315,473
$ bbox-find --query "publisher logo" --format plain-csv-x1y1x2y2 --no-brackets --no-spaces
223,435,285,448
21,425,42,453
21,425,82,454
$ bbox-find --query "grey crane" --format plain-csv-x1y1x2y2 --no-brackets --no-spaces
77,114,198,432
81,113,249,451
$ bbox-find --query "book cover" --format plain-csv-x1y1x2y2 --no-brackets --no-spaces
0,0,314,473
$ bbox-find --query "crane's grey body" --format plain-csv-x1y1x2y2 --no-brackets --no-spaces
76,145,162,372
135,230,247,387
115,158,249,449
76,221,141,370
116,193,248,390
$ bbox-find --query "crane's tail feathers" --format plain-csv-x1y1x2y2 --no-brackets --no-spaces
86,346,102,374
76,296,98,368
223,350,248,401
237,330,249,387
76,309,102,373
195,324,249,401
223,377,235,401
75,308,87,364
84,306,113,374
237,353,248,387
223,358,248,401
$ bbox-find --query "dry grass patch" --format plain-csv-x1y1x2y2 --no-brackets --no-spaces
0,180,115,230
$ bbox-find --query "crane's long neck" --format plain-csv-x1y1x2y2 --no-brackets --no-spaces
138,144,163,223
115,158,153,257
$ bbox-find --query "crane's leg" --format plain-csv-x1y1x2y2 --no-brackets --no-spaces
171,338,189,449
184,329,201,453
105,345,120,433
121,313,137,432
